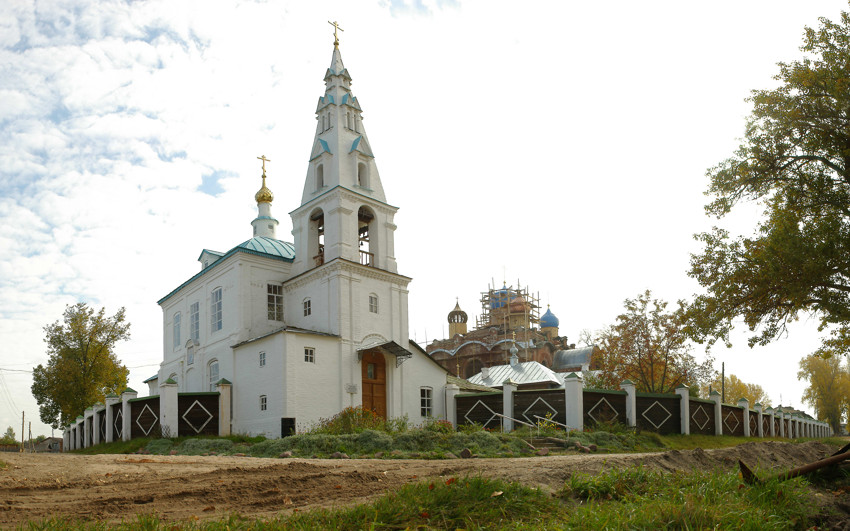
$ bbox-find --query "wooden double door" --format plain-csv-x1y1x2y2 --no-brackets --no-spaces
361,350,387,418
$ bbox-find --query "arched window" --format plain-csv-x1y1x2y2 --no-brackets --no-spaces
316,165,324,190
357,162,368,188
309,209,324,266
358,206,375,267
208,360,219,392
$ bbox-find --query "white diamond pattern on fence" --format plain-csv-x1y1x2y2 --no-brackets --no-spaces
113,409,123,438
465,400,500,429
182,400,214,434
99,415,106,441
723,410,740,433
641,401,672,430
135,404,158,436
521,396,558,426
691,405,710,431
587,397,619,424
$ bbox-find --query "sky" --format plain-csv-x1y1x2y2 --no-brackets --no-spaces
0,0,847,436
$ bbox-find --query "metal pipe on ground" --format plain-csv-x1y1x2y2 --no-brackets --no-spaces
740,449,850,485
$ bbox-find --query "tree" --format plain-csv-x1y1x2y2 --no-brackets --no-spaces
687,9,850,350
31,303,131,429
701,373,771,407
798,353,850,434
591,291,715,394
0,426,15,445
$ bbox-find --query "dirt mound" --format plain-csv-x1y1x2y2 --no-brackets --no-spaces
0,441,839,527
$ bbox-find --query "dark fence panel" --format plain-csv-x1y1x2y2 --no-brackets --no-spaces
773,416,780,436
762,414,770,436
97,409,106,442
514,389,565,426
636,394,680,434
456,393,503,430
689,400,715,435
583,390,627,427
129,397,159,439
111,403,123,441
784,418,790,436
178,393,219,436
749,411,758,435
721,405,745,436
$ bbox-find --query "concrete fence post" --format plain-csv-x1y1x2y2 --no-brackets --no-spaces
445,384,460,427
738,398,750,437
777,409,785,438
564,373,584,431
121,388,137,441
620,379,636,428
84,408,93,448
502,379,517,433
675,385,690,435
159,378,179,438
92,404,103,446
75,417,83,449
105,394,119,443
753,403,763,438
710,390,723,435
217,379,232,436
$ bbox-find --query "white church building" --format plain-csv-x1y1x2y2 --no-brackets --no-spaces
152,35,449,437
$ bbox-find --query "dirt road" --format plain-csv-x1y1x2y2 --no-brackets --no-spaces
0,441,838,527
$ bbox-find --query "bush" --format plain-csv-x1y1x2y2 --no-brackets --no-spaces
356,430,394,453
176,438,235,455
145,438,174,454
308,407,387,435
423,418,454,434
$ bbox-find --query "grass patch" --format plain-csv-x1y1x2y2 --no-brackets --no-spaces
25,468,819,530
562,466,814,529
0,459,6,469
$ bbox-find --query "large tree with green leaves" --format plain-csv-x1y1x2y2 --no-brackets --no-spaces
688,9,850,350
31,303,130,428
591,291,715,394
798,353,850,434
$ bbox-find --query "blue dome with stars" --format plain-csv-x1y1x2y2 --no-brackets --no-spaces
541,307,559,328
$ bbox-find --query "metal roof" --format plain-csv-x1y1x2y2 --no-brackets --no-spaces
467,361,564,388
553,346,595,371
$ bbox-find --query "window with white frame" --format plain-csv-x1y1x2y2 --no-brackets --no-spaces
304,347,315,363
369,294,378,314
208,360,219,392
190,301,199,341
211,288,222,332
187,344,194,365
303,298,311,316
172,313,181,350
259,395,267,411
259,351,266,367
267,284,283,321
420,387,433,417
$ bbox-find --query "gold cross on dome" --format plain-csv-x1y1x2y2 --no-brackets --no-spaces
257,155,271,176
328,20,344,46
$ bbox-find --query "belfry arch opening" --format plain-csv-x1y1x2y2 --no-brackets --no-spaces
310,209,325,266
358,206,375,267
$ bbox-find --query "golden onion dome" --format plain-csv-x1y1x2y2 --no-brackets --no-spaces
255,177,274,203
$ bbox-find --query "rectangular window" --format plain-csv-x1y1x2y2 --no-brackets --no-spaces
304,347,315,363
259,351,266,367
303,299,311,316
369,295,378,314
420,387,433,417
268,284,283,321
260,395,267,411
187,345,194,365
209,361,219,392
172,313,181,350
211,288,222,332
190,302,199,341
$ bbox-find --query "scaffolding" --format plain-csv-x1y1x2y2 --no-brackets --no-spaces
474,280,541,333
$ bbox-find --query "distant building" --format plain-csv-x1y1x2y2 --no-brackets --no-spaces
427,282,600,378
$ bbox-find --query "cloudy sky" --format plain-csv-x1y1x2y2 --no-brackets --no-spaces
1,0,846,436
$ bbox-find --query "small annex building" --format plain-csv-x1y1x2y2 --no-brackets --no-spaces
150,35,449,437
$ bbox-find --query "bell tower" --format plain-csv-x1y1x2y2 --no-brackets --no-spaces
291,26,397,276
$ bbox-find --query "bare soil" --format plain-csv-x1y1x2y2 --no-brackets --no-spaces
0,440,842,527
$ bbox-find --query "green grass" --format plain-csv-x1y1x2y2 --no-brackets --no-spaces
24,467,818,530
0,459,6,469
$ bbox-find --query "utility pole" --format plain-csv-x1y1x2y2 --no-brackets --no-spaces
721,362,725,403
20,411,24,453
